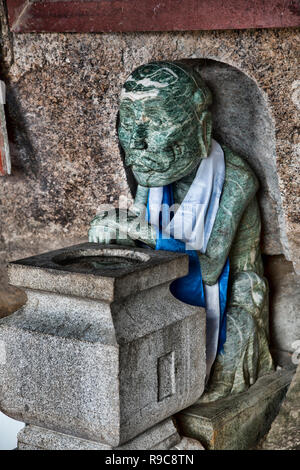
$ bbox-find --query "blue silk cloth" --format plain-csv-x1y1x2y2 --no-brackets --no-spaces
147,184,229,354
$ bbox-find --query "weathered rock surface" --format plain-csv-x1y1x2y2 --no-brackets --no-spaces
264,255,300,366
258,365,300,450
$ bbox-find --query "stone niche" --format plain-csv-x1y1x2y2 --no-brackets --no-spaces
196,59,298,366
197,59,287,257
190,59,298,366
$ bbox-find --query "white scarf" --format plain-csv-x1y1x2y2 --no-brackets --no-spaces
148,139,225,378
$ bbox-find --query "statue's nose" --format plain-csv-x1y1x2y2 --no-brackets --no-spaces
130,124,148,149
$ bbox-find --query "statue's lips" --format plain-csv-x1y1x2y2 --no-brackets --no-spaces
131,166,163,175
132,168,180,187
126,151,175,172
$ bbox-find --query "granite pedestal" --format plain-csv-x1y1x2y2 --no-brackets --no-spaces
0,243,206,449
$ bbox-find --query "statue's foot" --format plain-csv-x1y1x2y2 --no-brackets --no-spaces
199,307,260,403
199,379,235,403
199,270,275,403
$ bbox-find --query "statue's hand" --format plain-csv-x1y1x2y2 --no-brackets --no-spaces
198,252,220,286
89,209,134,245
88,209,156,248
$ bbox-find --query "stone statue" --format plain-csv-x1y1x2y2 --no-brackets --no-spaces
89,61,274,402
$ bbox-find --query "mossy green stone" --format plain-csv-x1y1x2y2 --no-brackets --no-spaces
89,61,274,401
118,62,212,188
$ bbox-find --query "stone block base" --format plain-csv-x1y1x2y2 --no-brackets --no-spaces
176,369,294,450
18,418,182,450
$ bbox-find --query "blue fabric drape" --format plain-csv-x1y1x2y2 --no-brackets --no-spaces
147,184,229,354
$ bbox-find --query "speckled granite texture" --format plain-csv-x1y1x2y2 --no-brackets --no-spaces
0,21,299,269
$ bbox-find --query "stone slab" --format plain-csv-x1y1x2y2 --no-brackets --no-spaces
270,350,297,370
17,418,180,450
176,369,294,450
8,243,189,302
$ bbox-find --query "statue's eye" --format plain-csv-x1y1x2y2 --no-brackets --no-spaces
121,117,134,129
120,108,135,129
125,154,134,166
151,117,162,127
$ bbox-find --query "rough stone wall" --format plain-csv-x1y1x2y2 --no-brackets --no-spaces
0,4,299,355
264,255,300,365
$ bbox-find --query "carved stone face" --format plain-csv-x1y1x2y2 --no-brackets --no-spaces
118,62,212,187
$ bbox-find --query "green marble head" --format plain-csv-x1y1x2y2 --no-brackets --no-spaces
118,61,213,187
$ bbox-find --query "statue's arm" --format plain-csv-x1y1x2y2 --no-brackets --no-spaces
89,184,157,246
199,149,259,285
89,208,157,247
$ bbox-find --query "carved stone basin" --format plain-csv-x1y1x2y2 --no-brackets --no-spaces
52,248,149,274
0,243,206,449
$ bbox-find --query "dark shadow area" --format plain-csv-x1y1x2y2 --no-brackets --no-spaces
5,83,40,178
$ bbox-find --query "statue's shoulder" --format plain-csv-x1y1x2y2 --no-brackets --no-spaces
222,144,259,193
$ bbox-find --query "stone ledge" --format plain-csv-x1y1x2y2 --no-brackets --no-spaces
176,369,294,450
17,418,180,450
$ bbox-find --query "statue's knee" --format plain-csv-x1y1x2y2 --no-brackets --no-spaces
229,270,267,311
226,305,256,340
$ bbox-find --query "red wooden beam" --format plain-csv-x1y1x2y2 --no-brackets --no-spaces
7,0,300,33
5,0,27,27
